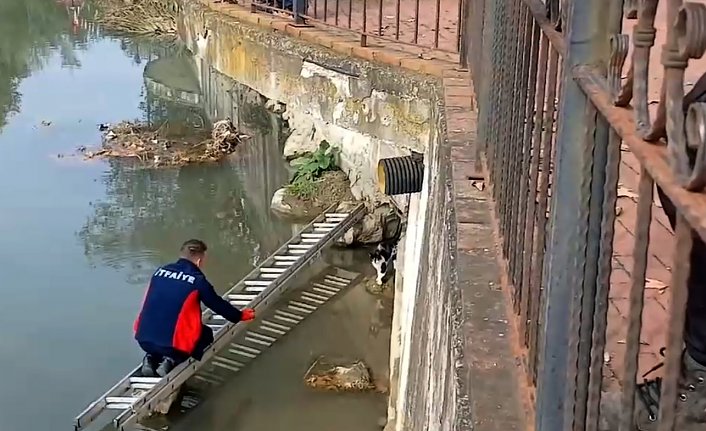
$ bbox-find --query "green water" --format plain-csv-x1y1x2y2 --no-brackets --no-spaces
0,1,292,429
0,1,390,430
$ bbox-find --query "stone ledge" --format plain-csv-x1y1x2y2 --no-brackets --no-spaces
195,0,460,78
445,71,528,429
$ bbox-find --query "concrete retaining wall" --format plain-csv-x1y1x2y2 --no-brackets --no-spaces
178,3,476,430
179,0,439,202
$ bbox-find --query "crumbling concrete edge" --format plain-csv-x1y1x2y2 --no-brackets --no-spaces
443,73,529,431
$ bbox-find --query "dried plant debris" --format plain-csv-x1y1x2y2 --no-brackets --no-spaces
84,119,247,167
304,356,375,392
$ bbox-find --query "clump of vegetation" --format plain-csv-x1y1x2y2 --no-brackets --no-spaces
93,0,179,39
287,141,340,199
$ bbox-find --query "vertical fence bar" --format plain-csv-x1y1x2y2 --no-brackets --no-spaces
394,0,400,39
323,0,328,21
517,15,542,339
618,169,653,431
433,0,441,49
485,0,505,185
535,0,612,427
656,216,692,431
313,0,318,19
378,0,383,38
522,31,549,345
456,0,466,54
348,0,352,28
499,0,518,264
585,33,629,431
413,0,420,44
508,4,534,300
335,0,339,26
528,46,560,382
362,0,368,45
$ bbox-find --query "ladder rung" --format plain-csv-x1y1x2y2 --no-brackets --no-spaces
229,348,258,359
324,277,348,287
260,273,281,280
277,310,305,321
274,313,299,325
106,397,138,405
245,280,271,286
212,361,240,372
290,300,317,312
313,229,333,234
245,286,267,293
301,291,328,303
262,319,290,332
129,377,161,384
130,383,156,390
194,375,220,384
233,344,261,355
312,283,339,295
214,356,245,368
260,324,287,336
325,213,349,217
274,255,299,261
210,315,226,321
301,233,327,238
301,238,319,243
245,336,272,346
274,261,295,266
288,244,312,249
247,331,277,343
230,300,250,306
288,249,308,255
106,403,133,410
313,223,338,228
260,267,287,273
229,294,258,300
326,274,350,284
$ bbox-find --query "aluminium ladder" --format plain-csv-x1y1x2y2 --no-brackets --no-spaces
74,203,365,431
154,266,362,418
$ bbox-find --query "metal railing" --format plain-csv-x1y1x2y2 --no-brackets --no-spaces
462,0,706,430
221,0,464,53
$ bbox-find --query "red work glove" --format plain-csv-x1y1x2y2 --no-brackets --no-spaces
241,308,256,322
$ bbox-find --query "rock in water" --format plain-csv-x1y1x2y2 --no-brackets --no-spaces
304,356,374,392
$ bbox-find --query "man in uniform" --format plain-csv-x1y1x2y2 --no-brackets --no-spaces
134,239,255,377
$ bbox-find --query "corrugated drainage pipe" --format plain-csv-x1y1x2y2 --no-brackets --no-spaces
377,155,425,195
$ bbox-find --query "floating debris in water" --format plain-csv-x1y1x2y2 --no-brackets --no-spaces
83,119,248,168
304,356,375,392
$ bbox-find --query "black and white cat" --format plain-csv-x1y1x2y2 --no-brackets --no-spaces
370,241,398,285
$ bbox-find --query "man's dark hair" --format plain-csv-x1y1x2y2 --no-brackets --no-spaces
181,239,208,258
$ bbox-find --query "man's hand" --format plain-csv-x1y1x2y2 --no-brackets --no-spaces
241,308,256,322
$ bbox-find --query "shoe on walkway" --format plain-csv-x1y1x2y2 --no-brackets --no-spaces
141,354,157,378
600,350,706,430
156,357,176,378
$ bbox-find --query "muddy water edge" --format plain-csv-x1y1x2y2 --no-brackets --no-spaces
0,1,390,430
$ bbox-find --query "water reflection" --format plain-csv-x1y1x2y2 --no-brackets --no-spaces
0,0,103,130
78,51,293,291
0,1,294,428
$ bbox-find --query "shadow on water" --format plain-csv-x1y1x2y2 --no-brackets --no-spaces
0,1,390,429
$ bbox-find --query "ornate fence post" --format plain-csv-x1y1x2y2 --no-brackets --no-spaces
535,0,619,429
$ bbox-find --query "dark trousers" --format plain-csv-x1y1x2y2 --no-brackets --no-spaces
139,325,214,365
656,186,706,366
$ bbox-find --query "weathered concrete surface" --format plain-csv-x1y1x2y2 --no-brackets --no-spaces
176,3,527,430
179,0,439,202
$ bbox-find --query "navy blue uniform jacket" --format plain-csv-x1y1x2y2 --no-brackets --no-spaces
134,258,242,355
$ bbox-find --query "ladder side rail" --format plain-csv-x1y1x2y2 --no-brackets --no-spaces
114,204,365,429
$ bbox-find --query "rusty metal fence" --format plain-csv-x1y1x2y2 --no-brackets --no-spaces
224,0,464,52
462,0,706,430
